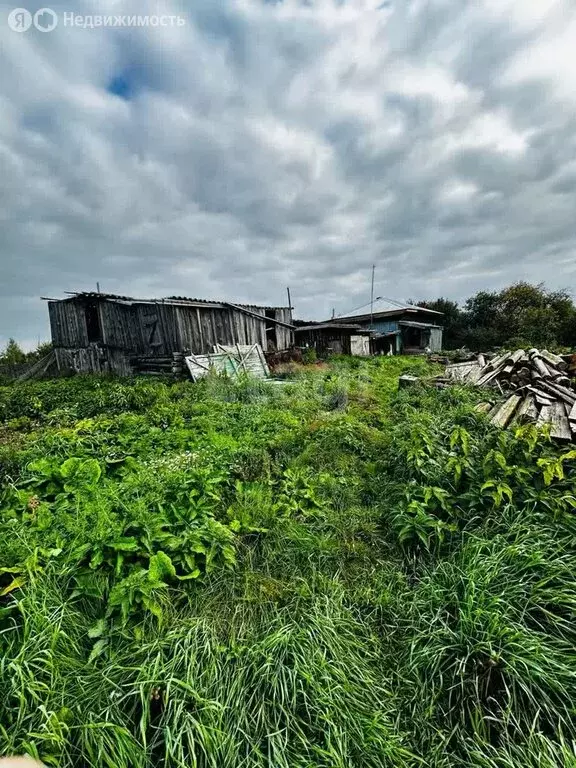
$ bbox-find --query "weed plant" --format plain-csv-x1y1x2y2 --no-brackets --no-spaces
1,357,575,766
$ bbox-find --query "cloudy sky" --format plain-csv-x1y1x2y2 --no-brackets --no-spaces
1,0,576,348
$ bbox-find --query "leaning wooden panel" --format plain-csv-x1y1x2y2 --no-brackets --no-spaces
214,344,270,378
185,352,239,381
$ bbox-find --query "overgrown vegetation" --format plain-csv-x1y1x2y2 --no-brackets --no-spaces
1,358,575,767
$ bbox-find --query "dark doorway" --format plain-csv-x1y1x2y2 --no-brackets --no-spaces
265,309,277,351
85,302,102,343
404,326,422,348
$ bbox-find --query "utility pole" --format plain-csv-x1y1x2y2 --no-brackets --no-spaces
369,265,375,329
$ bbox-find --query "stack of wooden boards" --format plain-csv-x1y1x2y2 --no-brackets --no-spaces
441,349,576,441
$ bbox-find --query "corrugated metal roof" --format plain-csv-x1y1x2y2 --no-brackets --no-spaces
335,298,444,322
166,296,285,309
56,292,289,310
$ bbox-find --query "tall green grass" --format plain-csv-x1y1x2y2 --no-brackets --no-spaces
1,358,576,767
1,568,414,767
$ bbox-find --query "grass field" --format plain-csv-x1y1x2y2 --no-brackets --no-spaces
1,356,576,767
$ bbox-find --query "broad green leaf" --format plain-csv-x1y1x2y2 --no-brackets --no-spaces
0,575,26,596
89,550,104,569
178,569,201,580
142,595,163,620
148,551,176,584
60,457,102,492
109,537,139,552
28,457,57,478
60,457,83,479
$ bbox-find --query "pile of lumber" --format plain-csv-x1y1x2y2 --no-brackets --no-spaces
441,348,576,440
130,355,181,377
130,352,186,377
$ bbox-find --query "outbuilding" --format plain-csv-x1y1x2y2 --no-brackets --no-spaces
46,292,294,375
294,323,372,357
335,301,444,355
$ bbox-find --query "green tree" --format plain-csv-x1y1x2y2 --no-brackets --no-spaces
419,282,576,351
493,282,576,349
462,291,501,350
496,283,555,346
415,298,466,349
25,341,53,363
1,338,26,365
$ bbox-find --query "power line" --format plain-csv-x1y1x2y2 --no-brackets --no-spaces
378,295,408,310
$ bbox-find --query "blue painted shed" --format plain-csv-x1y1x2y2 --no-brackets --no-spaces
334,301,444,354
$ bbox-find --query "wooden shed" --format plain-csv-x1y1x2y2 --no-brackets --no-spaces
295,323,372,357
46,292,294,375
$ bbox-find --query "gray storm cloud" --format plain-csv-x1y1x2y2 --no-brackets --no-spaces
1,0,575,347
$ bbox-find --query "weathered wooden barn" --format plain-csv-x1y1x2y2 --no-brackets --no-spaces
46,292,294,375
295,323,372,357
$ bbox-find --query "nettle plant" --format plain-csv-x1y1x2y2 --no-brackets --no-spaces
389,418,576,553
72,464,239,629
1,446,329,645
2,457,237,628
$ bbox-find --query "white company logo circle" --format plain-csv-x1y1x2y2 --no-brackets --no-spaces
7,7,32,31
33,7,58,31
7,7,58,32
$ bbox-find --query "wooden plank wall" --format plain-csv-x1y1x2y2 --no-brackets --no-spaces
173,305,268,353
48,301,88,347
107,348,133,375
429,327,443,353
49,299,292,372
54,345,132,375
55,346,101,373
273,308,294,350
237,306,267,350
100,301,141,351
